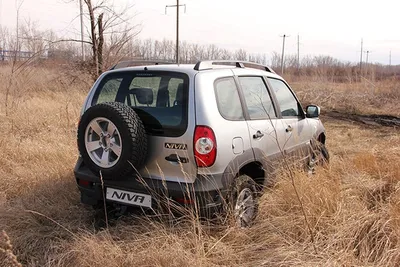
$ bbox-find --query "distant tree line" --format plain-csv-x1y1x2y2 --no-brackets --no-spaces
0,22,398,82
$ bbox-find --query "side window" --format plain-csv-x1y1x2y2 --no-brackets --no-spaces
97,77,122,103
238,76,276,120
267,78,300,117
214,77,244,120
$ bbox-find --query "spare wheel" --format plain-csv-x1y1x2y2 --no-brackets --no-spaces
77,102,147,179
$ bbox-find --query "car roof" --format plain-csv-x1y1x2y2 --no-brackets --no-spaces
104,63,283,80
106,64,199,75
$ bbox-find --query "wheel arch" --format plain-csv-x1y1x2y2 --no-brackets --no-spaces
238,161,265,188
318,132,326,144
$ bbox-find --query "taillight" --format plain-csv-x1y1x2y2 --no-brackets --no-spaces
175,197,195,205
194,126,217,167
78,179,91,187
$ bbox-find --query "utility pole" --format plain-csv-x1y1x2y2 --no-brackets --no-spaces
389,50,391,66
0,0,3,26
297,34,300,72
280,34,289,74
365,50,371,65
364,50,371,76
176,0,179,64
15,0,25,61
165,1,186,64
359,38,363,73
79,0,85,61
0,0,3,60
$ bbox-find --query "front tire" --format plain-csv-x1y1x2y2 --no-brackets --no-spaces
308,142,330,173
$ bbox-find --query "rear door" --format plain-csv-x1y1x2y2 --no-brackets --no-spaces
92,71,198,183
235,75,287,174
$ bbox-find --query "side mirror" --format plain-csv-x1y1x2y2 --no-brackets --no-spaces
306,105,320,118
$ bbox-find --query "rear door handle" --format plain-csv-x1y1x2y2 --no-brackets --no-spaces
286,125,293,132
165,154,188,164
253,130,264,139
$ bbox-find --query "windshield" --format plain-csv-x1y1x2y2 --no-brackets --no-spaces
92,71,189,137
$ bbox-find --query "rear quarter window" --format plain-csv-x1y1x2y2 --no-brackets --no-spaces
214,77,244,121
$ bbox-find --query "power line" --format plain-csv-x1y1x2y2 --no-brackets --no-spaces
165,1,186,64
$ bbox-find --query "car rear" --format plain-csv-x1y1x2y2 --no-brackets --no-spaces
74,65,225,213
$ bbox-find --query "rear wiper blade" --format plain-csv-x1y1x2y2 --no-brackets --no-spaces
146,127,164,134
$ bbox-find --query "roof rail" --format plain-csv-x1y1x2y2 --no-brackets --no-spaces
193,60,275,73
109,60,175,70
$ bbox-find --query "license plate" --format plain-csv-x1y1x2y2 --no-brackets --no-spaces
106,188,152,208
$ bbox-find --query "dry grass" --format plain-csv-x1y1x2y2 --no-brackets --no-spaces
289,76,400,117
0,64,399,266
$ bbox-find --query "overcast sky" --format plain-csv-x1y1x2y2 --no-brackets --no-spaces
0,0,399,64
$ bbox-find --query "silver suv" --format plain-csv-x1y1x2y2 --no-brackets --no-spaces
74,60,329,227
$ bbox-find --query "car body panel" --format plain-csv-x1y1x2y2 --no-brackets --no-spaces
194,70,255,177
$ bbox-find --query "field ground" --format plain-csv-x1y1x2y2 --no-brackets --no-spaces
0,66,399,266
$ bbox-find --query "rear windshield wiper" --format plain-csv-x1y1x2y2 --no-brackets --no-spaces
146,127,164,134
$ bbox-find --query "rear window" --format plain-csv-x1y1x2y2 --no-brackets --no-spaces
92,71,189,137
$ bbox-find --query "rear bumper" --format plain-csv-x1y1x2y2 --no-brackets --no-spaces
74,158,228,214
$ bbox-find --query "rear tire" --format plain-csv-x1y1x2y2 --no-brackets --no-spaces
227,175,258,228
77,102,147,179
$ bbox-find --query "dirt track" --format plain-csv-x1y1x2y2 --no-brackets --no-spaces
323,110,400,127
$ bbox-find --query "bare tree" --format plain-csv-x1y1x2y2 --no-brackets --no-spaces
220,49,232,60
76,0,141,77
188,44,204,62
249,53,267,65
234,49,247,61
19,19,48,55
0,26,9,61
179,41,191,63
270,51,281,70
205,44,220,59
